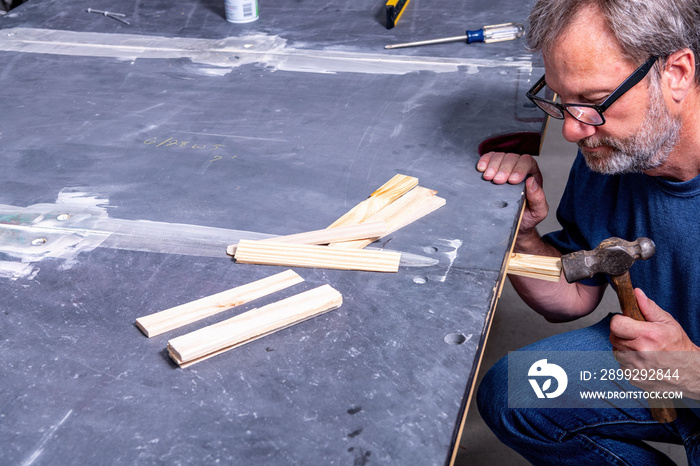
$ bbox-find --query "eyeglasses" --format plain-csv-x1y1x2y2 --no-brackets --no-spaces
526,56,659,126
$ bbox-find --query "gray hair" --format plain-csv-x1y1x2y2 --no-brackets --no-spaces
527,0,700,83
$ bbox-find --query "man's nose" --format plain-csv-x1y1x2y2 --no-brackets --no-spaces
561,113,597,143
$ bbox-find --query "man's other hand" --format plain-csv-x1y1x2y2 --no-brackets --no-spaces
477,152,542,186
477,152,548,242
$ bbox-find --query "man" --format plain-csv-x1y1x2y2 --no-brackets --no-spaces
476,0,700,463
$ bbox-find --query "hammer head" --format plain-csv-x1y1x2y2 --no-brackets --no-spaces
561,237,655,283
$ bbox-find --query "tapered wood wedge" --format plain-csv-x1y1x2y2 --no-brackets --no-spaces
328,174,418,228
330,186,445,249
135,270,304,337
506,253,562,282
168,284,343,367
234,240,400,272
225,221,387,256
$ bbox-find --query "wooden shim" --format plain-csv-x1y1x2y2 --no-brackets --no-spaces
167,284,343,367
328,174,418,228
506,253,562,282
330,187,446,249
234,240,400,272
135,269,304,337
225,221,387,256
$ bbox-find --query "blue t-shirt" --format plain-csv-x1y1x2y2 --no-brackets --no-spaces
543,152,700,345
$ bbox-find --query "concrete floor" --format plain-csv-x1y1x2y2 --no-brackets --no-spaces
455,119,688,465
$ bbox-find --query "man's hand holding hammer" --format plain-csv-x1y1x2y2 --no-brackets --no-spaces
611,288,700,400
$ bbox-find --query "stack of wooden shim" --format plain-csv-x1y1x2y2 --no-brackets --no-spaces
137,173,445,367
168,284,342,367
228,174,445,271
135,270,344,367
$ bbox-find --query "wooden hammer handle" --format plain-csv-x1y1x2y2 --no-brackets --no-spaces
610,272,677,423
648,398,678,424
610,272,645,321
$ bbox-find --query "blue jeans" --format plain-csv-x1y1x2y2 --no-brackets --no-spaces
477,315,700,465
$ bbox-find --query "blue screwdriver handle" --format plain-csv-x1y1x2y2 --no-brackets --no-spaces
466,29,485,44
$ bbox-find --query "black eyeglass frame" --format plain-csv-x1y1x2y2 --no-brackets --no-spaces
526,55,659,126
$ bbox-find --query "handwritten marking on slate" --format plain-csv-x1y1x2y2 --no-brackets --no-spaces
144,137,237,163
144,136,226,151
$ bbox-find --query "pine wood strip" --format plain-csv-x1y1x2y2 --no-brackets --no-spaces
167,284,343,367
135,270,304,337
234,240,401,272
506,252,562,282
225,221,387,256
330,187,446,249
328,174,418,228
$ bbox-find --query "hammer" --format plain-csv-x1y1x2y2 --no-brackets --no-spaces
560,237,677,423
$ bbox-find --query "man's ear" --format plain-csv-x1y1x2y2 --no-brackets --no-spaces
663,48,696,102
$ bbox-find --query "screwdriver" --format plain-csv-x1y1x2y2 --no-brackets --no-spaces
385,22,524,49
86,8,130,25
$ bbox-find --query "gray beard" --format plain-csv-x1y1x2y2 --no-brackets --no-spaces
577,88,682,175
